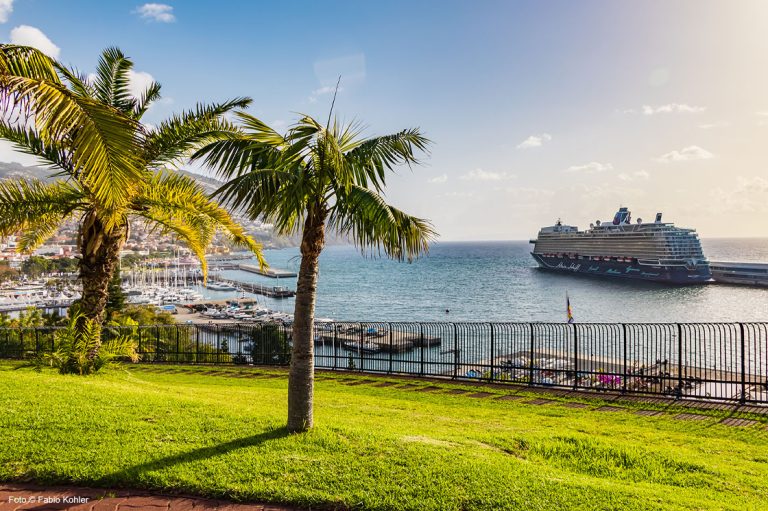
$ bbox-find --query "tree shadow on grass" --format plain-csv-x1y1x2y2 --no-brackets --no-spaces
94,427,291,488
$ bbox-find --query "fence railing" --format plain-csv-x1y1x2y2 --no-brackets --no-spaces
1,322,766,405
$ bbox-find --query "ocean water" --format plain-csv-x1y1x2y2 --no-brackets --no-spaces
218,239,768,323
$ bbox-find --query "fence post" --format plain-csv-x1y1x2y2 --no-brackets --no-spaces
176,326,180,361
676,323,683,399
489,323,495,382
529,323,535,386
420,324,425,377
359,322,364,373
740,323,746,404
453,323,458,379
573,324,579,390
333,324,338,371
622,323,627,394
155,326,160,363
388,323,393,374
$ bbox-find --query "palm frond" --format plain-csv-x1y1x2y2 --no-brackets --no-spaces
0,121,73,172
16,212,68,253
328,184,435,262
0,45,60,83
53,63,97,99
343,128,430,191
132,80,161,119
1,75,143,223
91,47,134,112
0,179,82,244
135,171,265,270
214,167,305,235
135,207,212,278
143,97,251,167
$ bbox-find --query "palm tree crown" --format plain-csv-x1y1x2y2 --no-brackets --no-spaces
196,112,435,432
0,45,264,325
199,113,435,259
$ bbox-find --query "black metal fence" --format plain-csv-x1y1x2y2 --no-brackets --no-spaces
1,322,766,405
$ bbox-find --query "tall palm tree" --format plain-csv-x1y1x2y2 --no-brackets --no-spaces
195,112,436,432
0,45,264,335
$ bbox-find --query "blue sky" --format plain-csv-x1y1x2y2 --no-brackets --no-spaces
2,1,768,239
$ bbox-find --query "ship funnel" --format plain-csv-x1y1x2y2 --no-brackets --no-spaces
655,212,662,223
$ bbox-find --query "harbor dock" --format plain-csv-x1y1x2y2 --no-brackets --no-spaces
211,277,296,298
710,261,768,287
318,329,441,353
239,264,297,278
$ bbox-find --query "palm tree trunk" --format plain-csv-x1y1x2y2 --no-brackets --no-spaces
287,208,326,432
77,211,127,330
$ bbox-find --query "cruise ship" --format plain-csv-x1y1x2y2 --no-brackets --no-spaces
529,207,712,284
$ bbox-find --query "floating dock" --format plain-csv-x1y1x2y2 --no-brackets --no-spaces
239,264,297,278
317,330,441,353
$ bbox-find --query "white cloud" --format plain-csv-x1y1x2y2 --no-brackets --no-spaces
428,174,448,184
655,145,713,163
618,170,650,181
698,121,730,129
459,168,515,181
308,85,343,103
504,187,556,199
565,161,613,173
127,69,155,99
9,25,60,58
568,183,646,202
516,133,551,149
134,3,175,23
0,0,13,23
624,103,706,115
709,176,768,213
442,191,474,198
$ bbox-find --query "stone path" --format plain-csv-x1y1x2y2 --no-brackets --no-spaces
0,484,302,511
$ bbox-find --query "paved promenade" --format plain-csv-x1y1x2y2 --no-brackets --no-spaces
0,484,302,511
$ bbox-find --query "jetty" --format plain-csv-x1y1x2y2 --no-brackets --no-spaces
317,329,441,353
239,264,297,278
209,277,296,298
709,261,768,287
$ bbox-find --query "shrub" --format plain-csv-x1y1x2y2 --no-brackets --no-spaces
35,312,139,374
250,324,290,365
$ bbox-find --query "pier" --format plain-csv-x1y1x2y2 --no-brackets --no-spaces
210,277,296,298
239,264,297,278
317,329,441,353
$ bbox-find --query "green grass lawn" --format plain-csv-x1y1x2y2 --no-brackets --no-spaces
1,362,767,511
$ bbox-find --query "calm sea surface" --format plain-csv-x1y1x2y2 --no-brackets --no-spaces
218,238,768,323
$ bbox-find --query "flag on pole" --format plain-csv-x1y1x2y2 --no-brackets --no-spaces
566,292,574,324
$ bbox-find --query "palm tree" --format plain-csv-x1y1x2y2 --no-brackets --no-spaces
195,112,436,432
0,45,264,336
